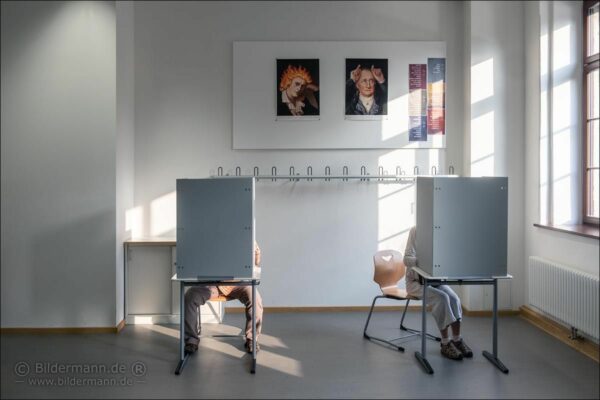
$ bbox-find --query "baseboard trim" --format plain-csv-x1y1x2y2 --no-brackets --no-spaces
227,305,519,315
1,319,126,335
520,305,599,363
226,305,424,313
461,306,520,317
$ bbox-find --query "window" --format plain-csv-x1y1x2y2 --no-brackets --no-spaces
583,1,599,224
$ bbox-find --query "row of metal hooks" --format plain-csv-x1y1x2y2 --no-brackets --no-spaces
212,165,456,182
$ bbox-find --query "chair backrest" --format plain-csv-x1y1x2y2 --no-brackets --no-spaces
373,250,406,292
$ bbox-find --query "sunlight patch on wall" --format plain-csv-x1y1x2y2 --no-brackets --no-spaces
471,58,494,104
381,94,409,141
552,81,572,132
126,206,144,239
377,184,414,250
552,128,572,180
150,191,176,237
552,24,571,71
553,175,572,225
376,149,415,179
552,127,573,225
470,111,495,177
539,97,549,224
376,150,416,251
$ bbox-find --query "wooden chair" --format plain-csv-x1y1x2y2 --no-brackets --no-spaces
363,250,440,352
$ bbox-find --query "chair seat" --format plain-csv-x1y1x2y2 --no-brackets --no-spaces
381,287,418,300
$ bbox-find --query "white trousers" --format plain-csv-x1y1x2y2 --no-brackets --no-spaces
406,278,462,331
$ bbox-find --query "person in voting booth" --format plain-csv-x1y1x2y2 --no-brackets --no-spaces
184,241,263,355
403,227,473,360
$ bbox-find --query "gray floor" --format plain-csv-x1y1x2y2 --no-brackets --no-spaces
1,311,599,399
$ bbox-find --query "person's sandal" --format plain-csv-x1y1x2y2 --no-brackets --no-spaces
452,339,473,358
440,341,463,360
184,342,198,355
245,340,260,353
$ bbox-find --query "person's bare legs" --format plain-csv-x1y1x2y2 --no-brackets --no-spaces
440,318,460,339
451,320,461,336
440,326,449,340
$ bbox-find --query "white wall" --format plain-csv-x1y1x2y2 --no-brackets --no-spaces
116,1,135,325
524,1,598,286
1,1,117,327
132,1,467,307
5,1,576,325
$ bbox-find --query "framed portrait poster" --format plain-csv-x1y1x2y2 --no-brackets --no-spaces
276,59,320,120
345,58,388,120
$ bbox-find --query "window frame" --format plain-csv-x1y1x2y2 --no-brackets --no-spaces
583,0,599,225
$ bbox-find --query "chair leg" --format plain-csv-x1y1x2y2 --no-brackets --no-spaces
399,299,441,342
399,298,410,329
363,296,405,351
363,296,380,339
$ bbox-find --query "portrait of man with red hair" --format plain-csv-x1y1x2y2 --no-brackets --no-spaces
276,59,319,117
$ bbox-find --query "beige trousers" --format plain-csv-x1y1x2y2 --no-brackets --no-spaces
184,285,263,345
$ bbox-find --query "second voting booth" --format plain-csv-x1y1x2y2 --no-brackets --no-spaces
416,176,508,278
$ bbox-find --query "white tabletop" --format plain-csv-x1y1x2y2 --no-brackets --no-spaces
171,273,261,283
125,237,176,246
412,266,513,281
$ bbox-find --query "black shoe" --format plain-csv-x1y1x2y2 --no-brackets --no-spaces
184,342,198,355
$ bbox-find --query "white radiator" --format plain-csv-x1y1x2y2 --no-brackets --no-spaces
529,256,599,340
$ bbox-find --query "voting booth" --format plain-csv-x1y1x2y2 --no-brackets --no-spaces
416,177,508,278
176,177,257,280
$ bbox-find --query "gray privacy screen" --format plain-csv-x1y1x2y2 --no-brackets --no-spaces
416,177,508,278
176,178,255,279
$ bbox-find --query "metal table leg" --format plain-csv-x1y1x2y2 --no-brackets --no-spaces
415,280,434,374
251,280,257,374
482,279,509,373
175,281,190,375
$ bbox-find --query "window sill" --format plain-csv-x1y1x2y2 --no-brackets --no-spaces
533,223,600,240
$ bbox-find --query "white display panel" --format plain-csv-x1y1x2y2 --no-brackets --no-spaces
233,41,446,149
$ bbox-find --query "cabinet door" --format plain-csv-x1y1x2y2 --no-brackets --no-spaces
127,246,172,315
